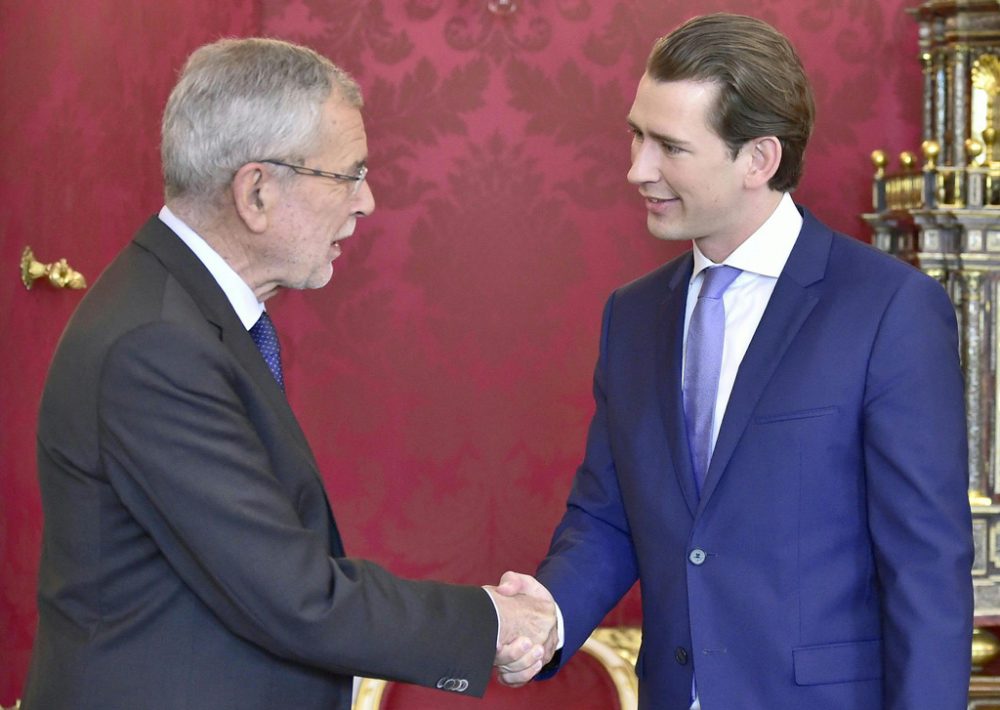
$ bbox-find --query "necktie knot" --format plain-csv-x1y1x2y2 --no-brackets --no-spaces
698,265,742,300
249,311,285,391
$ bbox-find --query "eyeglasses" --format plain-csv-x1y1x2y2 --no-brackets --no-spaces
260,159,368,195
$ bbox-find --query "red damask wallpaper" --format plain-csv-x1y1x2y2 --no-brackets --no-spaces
263,0,922,606
1,0,923,703
0,0,261,701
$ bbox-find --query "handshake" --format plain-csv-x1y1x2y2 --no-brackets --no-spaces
485,571,560,687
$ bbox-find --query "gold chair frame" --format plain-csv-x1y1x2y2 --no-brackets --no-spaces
353,627,640,710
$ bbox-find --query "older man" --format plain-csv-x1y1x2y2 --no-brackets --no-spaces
22,38,553,710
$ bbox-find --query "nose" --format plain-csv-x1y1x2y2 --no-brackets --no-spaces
352,177,375,216
627,140,659,186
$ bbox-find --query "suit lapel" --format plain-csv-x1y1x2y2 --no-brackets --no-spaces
696,209,831,510
656,255,700,517
133,218,308,450
132,217,344,554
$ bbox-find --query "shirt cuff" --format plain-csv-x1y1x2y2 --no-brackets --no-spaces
482,587,565,650
555,599,565,649
484,587,502,648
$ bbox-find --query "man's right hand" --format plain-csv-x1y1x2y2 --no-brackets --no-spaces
485,571,559,686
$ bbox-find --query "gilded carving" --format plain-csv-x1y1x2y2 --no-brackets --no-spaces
973,54,1000,166
865,4,1000,627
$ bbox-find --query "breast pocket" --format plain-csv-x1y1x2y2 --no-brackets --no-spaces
754,405,839,425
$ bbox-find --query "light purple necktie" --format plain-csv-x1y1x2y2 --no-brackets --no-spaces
683,265,741,497
249,311,285,391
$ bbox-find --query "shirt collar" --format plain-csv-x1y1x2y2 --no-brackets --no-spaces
690,192,802,283
158,205,264,330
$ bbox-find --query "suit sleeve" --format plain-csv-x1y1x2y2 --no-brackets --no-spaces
536,292,640,671
863,271,974,709
97,320,497,695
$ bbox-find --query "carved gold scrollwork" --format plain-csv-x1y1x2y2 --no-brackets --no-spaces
973,55,1000,96
972,54,1000,165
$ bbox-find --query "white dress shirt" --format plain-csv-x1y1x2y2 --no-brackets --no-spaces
684,192,801,710
546,195,801,708
158,205,264,329
158,205,376,693
683,193,802,456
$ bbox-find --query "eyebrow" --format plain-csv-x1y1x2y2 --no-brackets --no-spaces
627,119,691,148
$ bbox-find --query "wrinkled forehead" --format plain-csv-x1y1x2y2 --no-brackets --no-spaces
314,96,368,167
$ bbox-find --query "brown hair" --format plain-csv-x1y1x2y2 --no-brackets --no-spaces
646,13,814,191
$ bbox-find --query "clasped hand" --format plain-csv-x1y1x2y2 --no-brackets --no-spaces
485,571,558,687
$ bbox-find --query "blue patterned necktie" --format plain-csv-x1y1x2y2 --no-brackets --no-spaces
683,265,742,497
249,311,285,391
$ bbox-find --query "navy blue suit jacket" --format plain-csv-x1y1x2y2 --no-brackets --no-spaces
537,207,974,709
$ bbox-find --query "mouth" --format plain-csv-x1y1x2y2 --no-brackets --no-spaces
330,229,354,256
642,194,679,213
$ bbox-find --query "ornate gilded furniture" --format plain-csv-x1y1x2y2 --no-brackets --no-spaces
352,626,639,710
862,3,1000,701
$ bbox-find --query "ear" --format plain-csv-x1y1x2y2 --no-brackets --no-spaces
744,136,781,189
231,162,273,233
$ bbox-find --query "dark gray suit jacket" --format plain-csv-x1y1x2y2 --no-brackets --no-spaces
23,217,495,710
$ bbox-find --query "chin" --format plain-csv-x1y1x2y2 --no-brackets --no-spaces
304,267,335,290
647,224,689,243
646,216,687,243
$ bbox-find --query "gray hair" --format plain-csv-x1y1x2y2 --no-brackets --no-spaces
161,37,362,202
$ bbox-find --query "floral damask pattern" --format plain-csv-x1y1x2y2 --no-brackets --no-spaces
445,2,555,62
364,58,490,209
505,58,633,207
1,1,260,702
268,0,413,75
403,134,585,365
407,0,596,64
257,0,926,612
2,0,931,701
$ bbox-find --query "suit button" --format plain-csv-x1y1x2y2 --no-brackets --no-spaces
436,677,468,693
689,548,707,565
675,647,689,665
